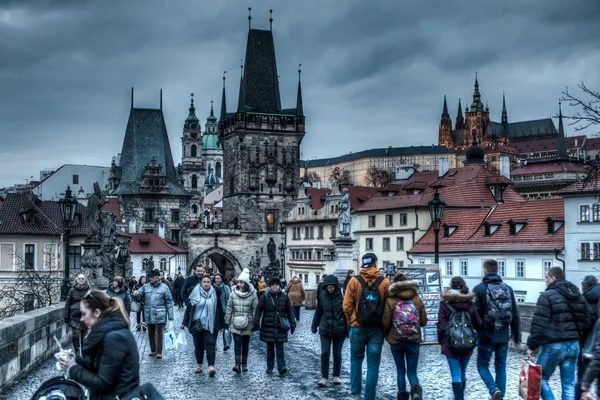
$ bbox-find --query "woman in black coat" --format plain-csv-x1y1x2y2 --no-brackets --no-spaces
64,274,90,355
59,290,140,400
253,277,296,375
311,275,347,387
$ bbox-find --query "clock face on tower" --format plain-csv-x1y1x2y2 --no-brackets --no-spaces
190,132,198,139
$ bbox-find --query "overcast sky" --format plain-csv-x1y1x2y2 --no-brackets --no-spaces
0,0,599,187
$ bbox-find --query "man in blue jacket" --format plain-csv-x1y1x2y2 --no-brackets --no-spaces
473,259,521,400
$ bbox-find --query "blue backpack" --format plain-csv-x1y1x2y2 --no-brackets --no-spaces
485,283,513,329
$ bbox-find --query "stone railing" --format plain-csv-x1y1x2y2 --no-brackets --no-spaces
517,302,536,344
0,303,70,391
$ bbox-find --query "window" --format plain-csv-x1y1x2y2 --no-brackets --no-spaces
191,144,197,157
144,229,155,234
546,218,563,234
514,293,527,303
579,242,600,260
330,225,337,239
396,237,404,250
460,259,468,276
171,229,180,244
216,162,222,178
191,174,198,189
543,259,552,274
298,273,303,282
444,225,457,237
24,244,35,270
399,213,407,226
318,226,324,239
69,246,81,270
160,258,167,271
368,216,376,228
485,223,501,236
191,204,198,214
365,238,373,250
395,260,404,269
418,259,426,264
385,214,393,227
315,274,320,285
594,204,600,222
144,209,154,222
303,250,312,260
72,174,79,185
497,260,506,277
304,274,309,284
516,260,525,278
265,211,276,231
171,209,180,222
304,227,310,239
310,226,315,239
382,238,390,251
316,250,322,260
445,260,453,276
581,205,590,222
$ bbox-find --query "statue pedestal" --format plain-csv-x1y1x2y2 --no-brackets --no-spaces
81,242,110,289
331,238,356,284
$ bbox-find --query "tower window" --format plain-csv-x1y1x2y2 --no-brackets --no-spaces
191,174,198,189
191,204,198,214
216,162,222,178
191,145,197,158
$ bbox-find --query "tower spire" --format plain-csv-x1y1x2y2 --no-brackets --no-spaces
501,91,508,126
220,71,227,121
557,101,567,158
131,87,134,109
248,7,252,30
160,88,163,110
183,92,199,131
442,95,449,117
296,64,304,117
455,98,464,130
237,62,245,112
269,9,273,31
471,73,483,112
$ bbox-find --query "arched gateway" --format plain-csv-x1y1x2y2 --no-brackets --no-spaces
190,247,242,279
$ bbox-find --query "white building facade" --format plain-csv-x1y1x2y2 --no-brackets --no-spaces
33,164,110,201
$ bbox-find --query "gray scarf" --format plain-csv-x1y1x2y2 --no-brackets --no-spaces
190,284,217,334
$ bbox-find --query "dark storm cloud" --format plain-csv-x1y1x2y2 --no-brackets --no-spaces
0,0,598,186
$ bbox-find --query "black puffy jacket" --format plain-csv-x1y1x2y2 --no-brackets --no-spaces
527,279,591,351
69,313,140,400
253,289,296,343
311,275,348,337
64,283,89,329
583,283,600,326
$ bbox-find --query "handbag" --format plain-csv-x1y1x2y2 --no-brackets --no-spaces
269,295,291,331
519,359,542,400
189,318,202,335
232,315,249,330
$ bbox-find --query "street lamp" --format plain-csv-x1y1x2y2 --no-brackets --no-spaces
59,186,78,301
428,189,446,265
279,222,287,279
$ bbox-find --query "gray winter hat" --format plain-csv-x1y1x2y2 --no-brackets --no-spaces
582,275,598,289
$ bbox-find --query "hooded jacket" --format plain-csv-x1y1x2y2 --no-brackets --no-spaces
583,283,600,327
225,286,259,336
311,275,348,337
64,282,90,329
69,313,139,400
106,284,132,314
286,278,306,306
253,289,296,343
527,279,591,351
437,291,483,358
342,267,390,328
473,273,521,344
135,281,174,324
382,280,428,344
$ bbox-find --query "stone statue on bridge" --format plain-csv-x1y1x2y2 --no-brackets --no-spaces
338,188,351,239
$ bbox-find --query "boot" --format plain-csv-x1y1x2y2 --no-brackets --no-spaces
241,356,248,372
232,356,241,373
452,382,464,400
397,392,410,400
410,384,422,400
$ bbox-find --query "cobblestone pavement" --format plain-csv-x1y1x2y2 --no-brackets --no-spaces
2,307,561,400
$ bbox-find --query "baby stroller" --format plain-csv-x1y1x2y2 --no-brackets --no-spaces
30,376,88,400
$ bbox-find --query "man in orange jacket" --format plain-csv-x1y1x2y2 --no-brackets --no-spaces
343,253,390,400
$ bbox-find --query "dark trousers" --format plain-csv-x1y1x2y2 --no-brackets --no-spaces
71,326,87,355
320,335,345,378
266,342,286,371
192,329,218,366
147,323,165,354
233,334,251,360
217,328,229,349
293,305,301,321
174,293,183,308
136,307,145,325
576,358,600,400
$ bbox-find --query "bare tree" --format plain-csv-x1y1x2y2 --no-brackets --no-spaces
0,245,63,320
306,171,322,183
329,166,352,185
366,165,395,188
560,82,600,136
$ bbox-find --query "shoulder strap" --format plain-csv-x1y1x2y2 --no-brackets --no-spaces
445,302,457,313
355,275,367,288
373,276,384,289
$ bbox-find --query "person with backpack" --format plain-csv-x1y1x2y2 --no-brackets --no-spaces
437,277,482,400
342,253,390,400
473,259,521,400
311,275,348,388
577,275,600,399
527,267,590,400
382,274,427,400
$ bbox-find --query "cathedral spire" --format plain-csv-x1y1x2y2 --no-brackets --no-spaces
296,64,304,117
470,73,483,112
220,72,227,121
557,101,567,158
184,93,200,131
501,92,508,126
237,62,245,113
442,95,449,117
455,98,464,130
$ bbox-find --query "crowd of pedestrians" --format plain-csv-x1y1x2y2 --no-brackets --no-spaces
58,253,600,400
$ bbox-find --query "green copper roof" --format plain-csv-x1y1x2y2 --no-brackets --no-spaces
202,134,222,150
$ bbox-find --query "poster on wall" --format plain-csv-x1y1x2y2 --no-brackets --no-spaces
398,265,443,344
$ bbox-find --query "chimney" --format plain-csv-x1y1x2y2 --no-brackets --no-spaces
500,155,510,180
438,157,449,177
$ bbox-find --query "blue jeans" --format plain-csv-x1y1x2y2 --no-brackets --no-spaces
446,355,470,383
350,327,384,400
477,342,508,397
536,340,579,400
390,343,420,392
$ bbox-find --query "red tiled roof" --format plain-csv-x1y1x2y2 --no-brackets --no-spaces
511,135,587,155
583,137,600,151
306,188,330,210
101,197,121,222
128,233,188,254
343,186,380,210
512,160,592,176
409,198,564,254
554,172,600,195
484,145,517,155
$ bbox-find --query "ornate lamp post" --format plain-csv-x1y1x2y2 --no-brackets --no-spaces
279,223,287,279
428,189,446,265
59,186,78,301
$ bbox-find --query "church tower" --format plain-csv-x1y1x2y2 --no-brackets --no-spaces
220,26,305,232
181,93,204,217
438,95,454,150
463,74,490,148
201,100,223,185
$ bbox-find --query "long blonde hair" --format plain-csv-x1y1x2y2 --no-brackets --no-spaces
81,289,129,325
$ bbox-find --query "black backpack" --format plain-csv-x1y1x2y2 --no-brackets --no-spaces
445,302,477,354
484,282,513,330
355,275,384,327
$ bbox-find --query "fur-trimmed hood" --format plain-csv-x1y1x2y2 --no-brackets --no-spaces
441,290,475,303
388,280,419,300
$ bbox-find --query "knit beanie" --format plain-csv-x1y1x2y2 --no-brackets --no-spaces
238,268,251,285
